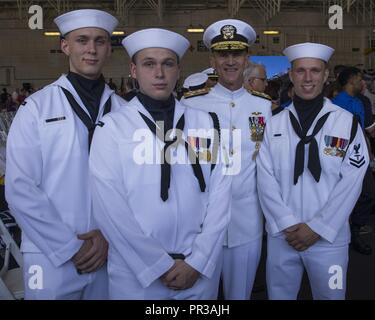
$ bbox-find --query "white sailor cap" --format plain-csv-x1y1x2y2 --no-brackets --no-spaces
203,19,256,51
54,9,118,36
202,67,219,79
183,73,208,90
283,42,334,63
122,28,190,59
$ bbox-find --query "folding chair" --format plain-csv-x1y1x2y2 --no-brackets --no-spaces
0,210,24,300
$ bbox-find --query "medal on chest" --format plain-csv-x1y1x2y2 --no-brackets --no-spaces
323,135,348,158
249,112,265,160
188,136,212,162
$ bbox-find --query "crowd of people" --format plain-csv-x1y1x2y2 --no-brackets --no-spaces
0,77,137,113
0,87,34,112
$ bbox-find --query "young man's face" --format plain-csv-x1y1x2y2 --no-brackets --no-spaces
210,50,249,90
130,48,180,101
289,58,329,100
61,27,111,80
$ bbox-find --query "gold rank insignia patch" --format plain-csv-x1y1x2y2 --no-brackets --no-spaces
323,135,348,158
188,136,212,162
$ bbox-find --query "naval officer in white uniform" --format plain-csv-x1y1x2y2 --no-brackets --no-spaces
182,19,272,300
5,9,126,299
257,43,368,299
89,28,231,299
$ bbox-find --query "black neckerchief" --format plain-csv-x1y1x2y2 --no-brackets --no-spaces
290,93,329,184
136,94,206,201
67,72,105,122
137,92,175,137
293,93,324,135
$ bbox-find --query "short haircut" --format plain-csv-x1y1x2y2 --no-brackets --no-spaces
62,30,110,40
334,64,347,78
243,63,266,82
131,50,180,64
337,67,362,87
291,59,328,69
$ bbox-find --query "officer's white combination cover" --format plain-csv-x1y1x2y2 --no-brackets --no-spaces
54,9,118,36
183,73,208,89
283,42,334,63
202,67,218,76
122,28,190,59
203,19,256,50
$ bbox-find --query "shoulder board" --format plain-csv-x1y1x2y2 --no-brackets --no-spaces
248,89,272,101
183,87,210,99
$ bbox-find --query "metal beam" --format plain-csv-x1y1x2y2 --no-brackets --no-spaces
251,0,280,21
115,0,137,25
16,0,34,20
346,0,356,13
158,0,163,22
346,0,375,24
144,0,163,22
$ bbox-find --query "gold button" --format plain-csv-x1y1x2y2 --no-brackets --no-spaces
230,102,235,108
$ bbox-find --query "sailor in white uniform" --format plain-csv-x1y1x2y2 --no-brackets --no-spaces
257,43,368,300
89,28,231,300
182,19,272,300
5,9,126,299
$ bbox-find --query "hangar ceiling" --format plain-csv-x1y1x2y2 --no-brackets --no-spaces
0,0,374,24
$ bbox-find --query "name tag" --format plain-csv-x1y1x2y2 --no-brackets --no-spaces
45,116,66,123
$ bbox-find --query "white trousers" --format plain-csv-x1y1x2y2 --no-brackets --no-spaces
108,252,223,300
23,252,108,300
267,236,348,300
222,237,262,300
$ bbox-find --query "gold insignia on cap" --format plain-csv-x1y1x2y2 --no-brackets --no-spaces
221,25,236,40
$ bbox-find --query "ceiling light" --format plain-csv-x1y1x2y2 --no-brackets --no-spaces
44,32,60,36
112,31,125,35
263,30,280,35
187,28,205,33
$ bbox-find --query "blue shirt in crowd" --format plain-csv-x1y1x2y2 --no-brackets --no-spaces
332,91,365,128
